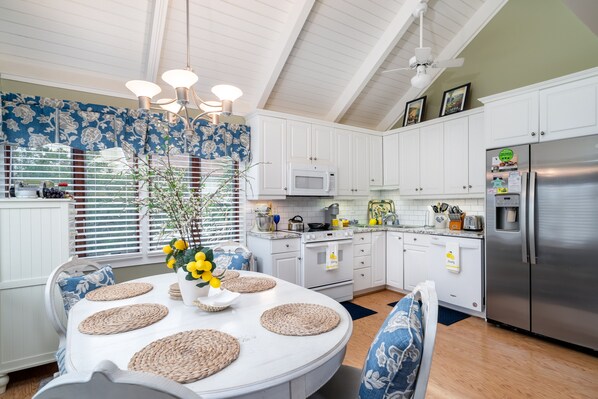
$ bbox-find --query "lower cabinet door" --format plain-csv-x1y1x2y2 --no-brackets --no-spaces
353,267,372,292
403,246,428,291
272,252,300,285
386,232,404,289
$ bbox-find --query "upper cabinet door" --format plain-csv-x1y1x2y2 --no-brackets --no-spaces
539,76,598,142
399,129,420,195
468,113,486,194
312,124,336,165
335,129,354,196
259,116,288,195
287,120,311,164
484,92,539,148
443,117,469,195
369,135,383,187
383,133,400,187
419,124,444,195
352,133,370,196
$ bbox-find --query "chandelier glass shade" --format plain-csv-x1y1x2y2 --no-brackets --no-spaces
125,0,242,132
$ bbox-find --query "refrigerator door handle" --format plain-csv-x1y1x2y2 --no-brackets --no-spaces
529,171,537,264
520,172,529,263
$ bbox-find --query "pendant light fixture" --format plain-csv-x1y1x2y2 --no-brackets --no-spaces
125,0,242,132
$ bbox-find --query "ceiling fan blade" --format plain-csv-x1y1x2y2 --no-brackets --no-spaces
381,67,412,74
430,57,464,69
414,47,432,64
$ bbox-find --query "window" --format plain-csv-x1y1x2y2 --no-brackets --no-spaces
3,146,242,262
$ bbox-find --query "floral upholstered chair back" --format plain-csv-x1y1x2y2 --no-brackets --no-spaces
212,241,254,271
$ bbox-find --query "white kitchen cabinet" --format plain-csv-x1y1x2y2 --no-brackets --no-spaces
382,133,400,188
386,231,404,290
287,121,335,165
353,268,372,292
246,115,287,199
0,199,74,388
399,124,444,196
352,233,372,293
482,68,598,149
428,235,483,312
444,112,485,195
371,232,386,287
403,233,430,291
369,135,383,188
335,129,370,196
247,236,300,285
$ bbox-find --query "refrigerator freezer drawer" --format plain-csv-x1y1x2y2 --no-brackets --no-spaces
428,237,484,312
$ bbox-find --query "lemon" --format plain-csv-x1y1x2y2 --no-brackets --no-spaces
186,261,197,272
209,278,221,288
201,271,212,282
162,245,173,254
191,270,200,279
166,258,176,268
174,239,188,251
195,252,206,262
202,261,212,271
369,218,377,225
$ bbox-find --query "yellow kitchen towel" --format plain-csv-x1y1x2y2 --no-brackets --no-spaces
326,242,339,270
445,241,460,273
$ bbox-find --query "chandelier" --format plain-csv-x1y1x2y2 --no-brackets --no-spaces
125,0,243,130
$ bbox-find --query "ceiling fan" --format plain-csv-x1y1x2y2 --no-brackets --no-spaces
382,0,464,88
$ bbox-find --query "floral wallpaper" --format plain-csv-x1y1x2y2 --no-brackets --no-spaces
0,92,250,161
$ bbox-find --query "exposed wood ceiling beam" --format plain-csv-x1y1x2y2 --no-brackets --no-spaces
377,0,508,131
255,0,315,110
145,0,170,82
325,0,422,123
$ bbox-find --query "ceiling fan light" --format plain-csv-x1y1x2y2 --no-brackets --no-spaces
125,80,162,99
211,85,243,102
162,69,199,89
411,66,432,88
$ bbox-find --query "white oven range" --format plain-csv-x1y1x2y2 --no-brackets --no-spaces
299,229,354,302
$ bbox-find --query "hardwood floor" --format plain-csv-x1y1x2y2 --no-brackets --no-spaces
2,289,597,398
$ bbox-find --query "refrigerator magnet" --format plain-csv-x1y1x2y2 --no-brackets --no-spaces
508,172,522,193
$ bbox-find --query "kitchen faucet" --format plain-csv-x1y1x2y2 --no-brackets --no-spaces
382,212,399,225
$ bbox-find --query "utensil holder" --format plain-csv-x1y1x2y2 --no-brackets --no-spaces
434,213,448,229
449,213,465,230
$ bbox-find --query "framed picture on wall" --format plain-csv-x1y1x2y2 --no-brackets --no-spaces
403,96,427,126
439,83,471,117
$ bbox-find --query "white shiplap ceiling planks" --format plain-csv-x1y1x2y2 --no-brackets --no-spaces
0,0,506,130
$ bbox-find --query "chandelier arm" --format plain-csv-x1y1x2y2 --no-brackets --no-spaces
190,88,217,110
190,111,214,127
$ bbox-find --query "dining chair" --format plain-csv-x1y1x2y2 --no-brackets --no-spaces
310,280,438,399
33,360,200,399
212,240,255,271
44,255,114,375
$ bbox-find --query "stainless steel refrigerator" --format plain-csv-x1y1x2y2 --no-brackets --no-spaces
485,134,598,350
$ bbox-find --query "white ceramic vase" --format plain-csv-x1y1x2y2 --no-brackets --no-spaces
176,267,210,306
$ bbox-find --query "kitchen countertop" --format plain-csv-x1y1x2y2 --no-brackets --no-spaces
247,227,483,240
351,225,484,239
247,230,301,240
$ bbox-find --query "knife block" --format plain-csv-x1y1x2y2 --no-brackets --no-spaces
449,214,465,230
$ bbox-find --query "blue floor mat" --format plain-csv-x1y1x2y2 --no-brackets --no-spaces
341,301,377,321
387,301,470,326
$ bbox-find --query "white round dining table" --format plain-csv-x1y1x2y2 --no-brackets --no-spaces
65,271,353,399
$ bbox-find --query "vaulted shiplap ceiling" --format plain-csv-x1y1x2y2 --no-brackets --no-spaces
0,0,506,130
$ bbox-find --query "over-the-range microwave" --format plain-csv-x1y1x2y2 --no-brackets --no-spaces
287,163,337,197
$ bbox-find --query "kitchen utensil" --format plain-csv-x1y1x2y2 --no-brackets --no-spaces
255,215,274,232
440,202,449,213
463,215,483,231
308,222,330,230
287,215,304,231
273,214,280,230
432,205,439,213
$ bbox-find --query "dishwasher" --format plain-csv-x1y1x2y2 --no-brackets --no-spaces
428,235,484,312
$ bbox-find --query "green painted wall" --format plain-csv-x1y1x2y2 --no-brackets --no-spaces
394,0,598,128
113,263,170,282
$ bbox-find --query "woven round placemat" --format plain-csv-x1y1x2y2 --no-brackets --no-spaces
260,303,340,336
85,282,153,301
221,276,276,293
78,304,168,335
219,270,240,282
128,329,240,383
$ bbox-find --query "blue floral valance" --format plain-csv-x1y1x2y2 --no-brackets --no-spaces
0,92,250,162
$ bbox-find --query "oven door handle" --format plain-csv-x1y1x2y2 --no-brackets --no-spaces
305,239,353,248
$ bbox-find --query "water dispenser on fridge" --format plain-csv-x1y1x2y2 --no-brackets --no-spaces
494,195,520,231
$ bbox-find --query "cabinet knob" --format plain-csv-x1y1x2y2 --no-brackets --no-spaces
463,185,467,189
403,249,406,252
361,249,365,253
540,131,545,136
361,261,365,265
284,187,287,190
468,184,472,188
531,132,536,136
285,244,289,248
420,187,423,191
398,237,402,240
360,273,365,277
297,257,302,260
415,188,419,191
309,157,312,160
314,157,317,160
413,238,417,241
371,179,374,182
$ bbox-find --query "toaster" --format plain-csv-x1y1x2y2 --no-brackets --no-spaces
463,215,483,231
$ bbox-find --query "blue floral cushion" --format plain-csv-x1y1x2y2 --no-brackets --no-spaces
359,293,423,399
57,266,115,314
213,252,251,271
55,344,67,375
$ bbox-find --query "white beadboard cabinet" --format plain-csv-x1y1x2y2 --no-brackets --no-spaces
0,199,73,387
369,135,383,188
286,121,335,166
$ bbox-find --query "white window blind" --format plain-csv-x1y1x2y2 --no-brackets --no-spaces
148,154,242,251
7,147,140,258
